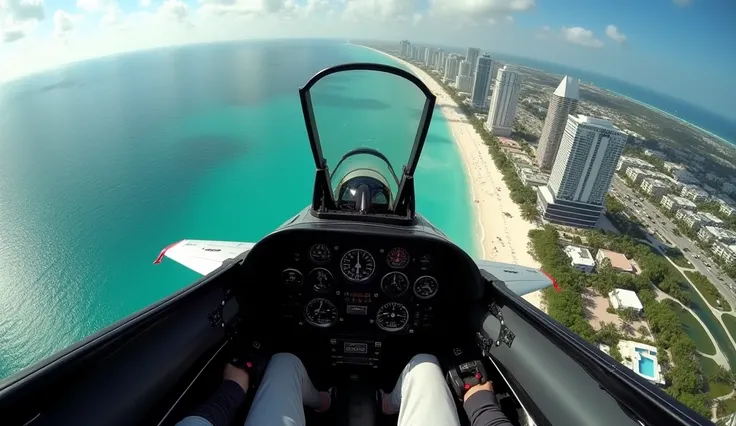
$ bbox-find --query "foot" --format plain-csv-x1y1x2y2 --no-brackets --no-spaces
314,388,332,413
377,390,398,415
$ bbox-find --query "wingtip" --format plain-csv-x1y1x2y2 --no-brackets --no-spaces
540,270,561,292
153,240,184,265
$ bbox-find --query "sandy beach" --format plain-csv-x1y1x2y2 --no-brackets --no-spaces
363,47,545,310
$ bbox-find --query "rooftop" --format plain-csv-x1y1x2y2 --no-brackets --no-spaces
700,212,724,224
619,156,654,168
597,249,635,272
702,226,736,240
642,178,669,188
520,169,549,185
609,289,643,311
553,75,579,99
663,195,697,209
572,114,618,130
564,245,596,267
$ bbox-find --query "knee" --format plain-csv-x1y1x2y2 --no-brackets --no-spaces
268,352,307,372
409,353,440,367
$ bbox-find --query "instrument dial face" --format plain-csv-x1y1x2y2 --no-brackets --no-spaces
281,268,303,287
376,302,409,332
413,276,438,299
309,267,334,293
304,298,338,328
309,244,332,264
380,272,410,297
340,249,375,282
386,247,410,269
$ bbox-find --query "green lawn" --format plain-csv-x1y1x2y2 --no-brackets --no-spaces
669,253,694,269
685,270,732,311
698,355,733,398
723,315,736,342
664,299,717,355
718,396,736,418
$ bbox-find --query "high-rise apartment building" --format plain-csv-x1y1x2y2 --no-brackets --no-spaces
536,76,580,170
485,65,521,136
444,55,460,82
458,60,471,77
466,47,480,76
470,55,493,109
537,115,627,228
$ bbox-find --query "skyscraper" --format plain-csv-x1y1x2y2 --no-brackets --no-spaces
470,55,493,109
536,76,580,170
444,55,460,82
458,60,471,77
485,66,522,136
399,40,411,58
466,47,480,76
537,115,627,228
436,49,445,71
455,75,473,92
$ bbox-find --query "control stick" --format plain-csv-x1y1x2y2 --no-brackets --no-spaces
230,341,268,389
446,360,488,401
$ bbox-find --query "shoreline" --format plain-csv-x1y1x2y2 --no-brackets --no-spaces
514,63,734,148
359,45,545,310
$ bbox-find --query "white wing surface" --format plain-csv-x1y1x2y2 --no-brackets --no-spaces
475,259,560,296
153,240,256,276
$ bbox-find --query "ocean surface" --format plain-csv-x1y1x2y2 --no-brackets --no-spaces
0,40,476,379
494,54,736,145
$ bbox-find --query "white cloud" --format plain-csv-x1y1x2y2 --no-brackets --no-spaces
76,0,114,13
342,0,414,22
53,10,75,37
605,24,626,43
504,15,513,22
560,26,603,48
101,6,124,26
673,0,692,6
429,0,535,18
197,0,293,17
140,0,151,7
158,0,188,21
1,0,45,41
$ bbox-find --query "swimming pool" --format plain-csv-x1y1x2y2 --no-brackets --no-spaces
635,347,656,378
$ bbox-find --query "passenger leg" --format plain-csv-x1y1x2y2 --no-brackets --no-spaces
383,354,461,426
244,353,328,426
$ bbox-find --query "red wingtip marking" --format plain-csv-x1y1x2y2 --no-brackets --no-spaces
153,240,183,265
541,270,561,292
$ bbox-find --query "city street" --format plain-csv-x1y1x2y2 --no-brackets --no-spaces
610,176,736,309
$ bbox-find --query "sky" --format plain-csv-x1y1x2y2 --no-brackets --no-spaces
1,0,735,121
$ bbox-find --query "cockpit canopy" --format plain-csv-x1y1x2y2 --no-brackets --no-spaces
298,63,436,223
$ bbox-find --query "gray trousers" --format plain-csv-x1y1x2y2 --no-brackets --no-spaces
177,352,460,426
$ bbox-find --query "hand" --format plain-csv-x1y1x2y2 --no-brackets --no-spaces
223,363,250,392
463,381,494,403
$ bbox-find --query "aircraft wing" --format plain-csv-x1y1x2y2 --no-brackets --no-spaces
153,240,256,276
475,259,560,296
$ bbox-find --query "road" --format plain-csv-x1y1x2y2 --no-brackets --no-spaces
610,176,736,310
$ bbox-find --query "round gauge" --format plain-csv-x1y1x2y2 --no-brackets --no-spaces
340,249,376,282
376,302,409,332
413,276,438,299
281,268,303,287
381,272,410,297
309,244,332,264
386,247,410,269
304,298,338,328
309,267,334,293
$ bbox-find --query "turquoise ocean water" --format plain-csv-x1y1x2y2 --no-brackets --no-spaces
0,40,476,379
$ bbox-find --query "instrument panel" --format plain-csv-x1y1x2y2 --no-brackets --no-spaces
275,242,443,336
